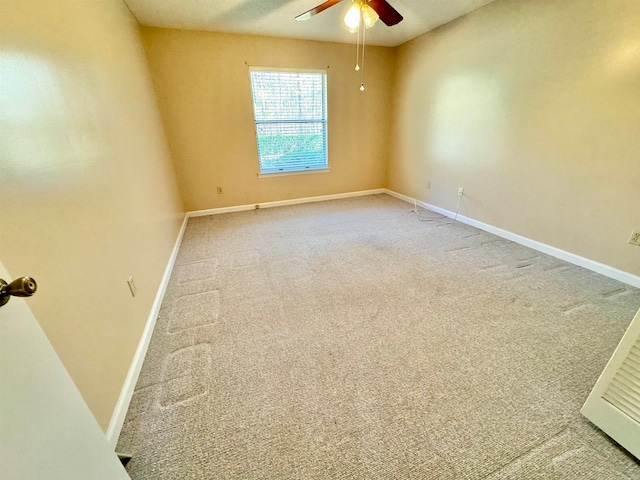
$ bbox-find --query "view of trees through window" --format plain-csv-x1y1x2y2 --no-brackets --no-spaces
249,69,328,174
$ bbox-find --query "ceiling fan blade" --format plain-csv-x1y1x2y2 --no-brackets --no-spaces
295,0,344,21
366,0,403,26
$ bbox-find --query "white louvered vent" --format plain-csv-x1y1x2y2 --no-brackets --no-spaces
582,308,640,460
602,338,640,424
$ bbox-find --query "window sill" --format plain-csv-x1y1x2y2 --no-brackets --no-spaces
258,168,330,179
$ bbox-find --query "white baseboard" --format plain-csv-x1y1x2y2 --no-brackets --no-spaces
105,214,189,449
187,189,386,217
385,189,640,289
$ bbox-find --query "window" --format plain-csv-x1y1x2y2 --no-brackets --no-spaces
249,68,328,176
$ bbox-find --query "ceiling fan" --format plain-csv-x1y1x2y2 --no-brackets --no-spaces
296,0,403,29
296,0,403,92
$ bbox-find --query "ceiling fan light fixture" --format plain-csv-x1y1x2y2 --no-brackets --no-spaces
344,2,361,32
362,4,379,29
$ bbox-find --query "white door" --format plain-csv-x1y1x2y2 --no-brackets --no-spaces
0,261,130,480
581,307,640,460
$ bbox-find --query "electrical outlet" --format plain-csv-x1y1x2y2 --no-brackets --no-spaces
458,187,464,197
217,186,223,194
127,276,137,297
628,229,640,246
426,181,431,190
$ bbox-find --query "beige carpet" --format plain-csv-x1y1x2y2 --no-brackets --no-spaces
117,194,640,479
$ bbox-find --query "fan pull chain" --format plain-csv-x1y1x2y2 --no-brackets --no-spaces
355,20,360,72
360,24,366,92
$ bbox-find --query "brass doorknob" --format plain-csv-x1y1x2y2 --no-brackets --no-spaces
0,277,37,307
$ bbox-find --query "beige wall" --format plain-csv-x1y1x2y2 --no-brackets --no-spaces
140,28,395,211
390,0,640,276
0,0,184,429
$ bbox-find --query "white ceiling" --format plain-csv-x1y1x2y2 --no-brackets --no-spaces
124,0,496,47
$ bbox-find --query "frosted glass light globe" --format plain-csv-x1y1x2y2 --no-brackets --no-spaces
344,3,361,31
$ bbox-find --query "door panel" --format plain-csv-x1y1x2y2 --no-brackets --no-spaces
0,261,129,479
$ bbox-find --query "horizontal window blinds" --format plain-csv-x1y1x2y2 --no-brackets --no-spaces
249,70,328,174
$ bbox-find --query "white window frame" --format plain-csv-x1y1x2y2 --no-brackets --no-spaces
248,67,329,178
